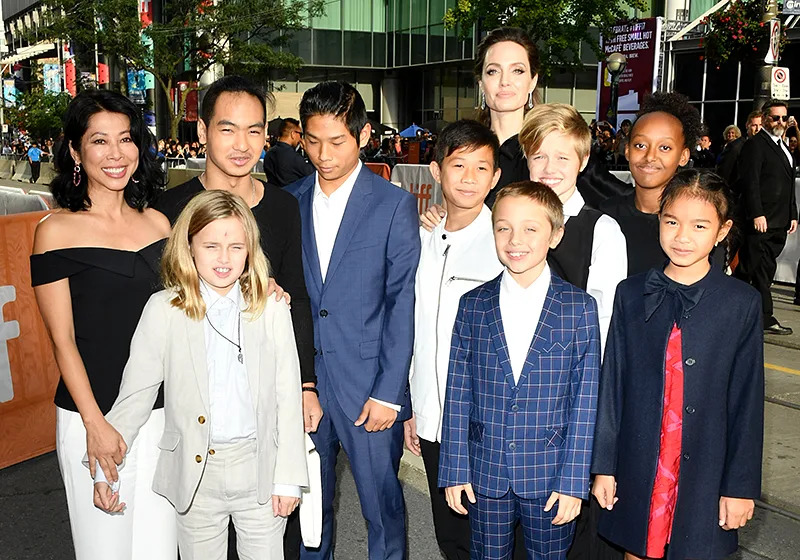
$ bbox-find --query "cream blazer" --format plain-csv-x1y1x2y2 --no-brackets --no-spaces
103,289,308,514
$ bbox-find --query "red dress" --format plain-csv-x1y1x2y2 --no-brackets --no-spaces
646,324,684,558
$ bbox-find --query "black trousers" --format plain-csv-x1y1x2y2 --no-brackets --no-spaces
566,499,624,560
794,257,800,302
734,227,788,326
420,438,471,560
30,161,41,183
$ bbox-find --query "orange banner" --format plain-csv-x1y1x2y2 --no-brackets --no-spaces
0,211,59,469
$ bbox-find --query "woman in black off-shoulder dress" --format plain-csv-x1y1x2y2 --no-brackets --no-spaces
30,90,176,560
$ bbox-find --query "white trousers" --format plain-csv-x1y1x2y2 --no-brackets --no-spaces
56,406,177,560
177,439,286,560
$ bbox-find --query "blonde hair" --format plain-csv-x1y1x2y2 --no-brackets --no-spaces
723,124,741,141
518,103,591,161
161,190,271,320
492,181,565,233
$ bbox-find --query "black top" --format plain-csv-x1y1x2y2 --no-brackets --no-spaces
262,141,316,188
600,191,665,277
485,135,528,208
575,153,632,209
716,137,745,188
30,239,166,414
547,205,602,290
151,177,315,384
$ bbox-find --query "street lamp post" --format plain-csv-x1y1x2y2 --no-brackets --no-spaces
606,52,627,128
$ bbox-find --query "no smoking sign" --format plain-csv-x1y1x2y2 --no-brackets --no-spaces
771,67,790,100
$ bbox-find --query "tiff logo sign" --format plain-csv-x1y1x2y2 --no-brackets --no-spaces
0,286,20,403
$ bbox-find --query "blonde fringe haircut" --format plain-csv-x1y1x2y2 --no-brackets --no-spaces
518,103,592,161
161,189,271,321
492,180,565,235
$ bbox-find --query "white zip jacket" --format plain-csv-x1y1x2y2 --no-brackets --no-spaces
410,206,504,442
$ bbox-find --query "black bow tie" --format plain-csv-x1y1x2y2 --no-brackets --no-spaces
644,268,704,326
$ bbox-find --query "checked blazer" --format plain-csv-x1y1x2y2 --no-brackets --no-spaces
438,272,601,500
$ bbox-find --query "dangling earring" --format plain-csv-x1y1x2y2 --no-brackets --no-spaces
73,163,82,186
527,91,534,109
480,92,486,111
131,175,140,184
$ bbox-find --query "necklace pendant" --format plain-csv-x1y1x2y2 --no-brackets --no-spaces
238,352,243,364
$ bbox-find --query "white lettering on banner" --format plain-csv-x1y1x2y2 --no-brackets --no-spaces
0,285,20,403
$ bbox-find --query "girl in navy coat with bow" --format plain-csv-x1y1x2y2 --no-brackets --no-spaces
591,169,764,560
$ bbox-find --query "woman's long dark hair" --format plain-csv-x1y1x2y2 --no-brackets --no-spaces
474,27,541,127
51,90,164,212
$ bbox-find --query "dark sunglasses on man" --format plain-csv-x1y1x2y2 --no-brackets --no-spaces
770,115,790,122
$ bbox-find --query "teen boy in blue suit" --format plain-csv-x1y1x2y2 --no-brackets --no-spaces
286,81,420,560
439,182,601,559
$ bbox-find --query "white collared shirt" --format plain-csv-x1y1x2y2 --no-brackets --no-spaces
562,189,626,353
201,280,257,445
311,161,399,411
766,128,793,166
201,280,300,499
312,160,362,281
499,265,552,384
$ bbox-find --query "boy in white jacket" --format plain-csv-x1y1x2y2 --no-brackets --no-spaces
404,120,505,560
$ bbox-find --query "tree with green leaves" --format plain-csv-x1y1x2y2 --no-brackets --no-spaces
444,0,647,76
37,0,324,138
5,88,72,140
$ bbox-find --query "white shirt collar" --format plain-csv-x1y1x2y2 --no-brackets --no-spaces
313,160,362,202
433,205,494,243
501,263,552,298
200,279,243,312
561,189,585,218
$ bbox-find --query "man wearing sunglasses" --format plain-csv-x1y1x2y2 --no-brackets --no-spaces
735,99,798,335
264,117,316,188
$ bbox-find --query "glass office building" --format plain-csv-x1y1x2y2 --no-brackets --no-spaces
271,0,601,128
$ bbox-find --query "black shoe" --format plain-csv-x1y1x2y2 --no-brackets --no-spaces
794,299,800,306
765,323,793,336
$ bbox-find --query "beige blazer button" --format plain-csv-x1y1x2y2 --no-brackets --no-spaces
208,449,215,455
195,455,203,463
198,415,206,424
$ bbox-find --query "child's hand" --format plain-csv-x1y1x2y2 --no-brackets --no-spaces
419,204,445,232
93,482,125,513
719,497,754,530
544,492,582,525
444,483,475,515
266,278,291,307
403,414,421,456
302,385,323,433
354,399,398,432
592,475,618,510
272,494,300,517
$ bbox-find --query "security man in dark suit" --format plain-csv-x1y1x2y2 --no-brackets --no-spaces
263,118,315,187
734,99,798,335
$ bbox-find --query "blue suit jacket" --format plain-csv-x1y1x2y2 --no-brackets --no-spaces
438,273,600,500
286,166,420,422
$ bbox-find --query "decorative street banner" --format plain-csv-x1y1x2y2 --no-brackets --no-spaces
2,80,16,107
596,17,663,125
128,69,148,104
42,64,61,94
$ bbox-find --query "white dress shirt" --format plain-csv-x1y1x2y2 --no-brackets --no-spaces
499,265,551,384
202,280,299,498
766,128,793,166
562,189,626,353
311,162,399,411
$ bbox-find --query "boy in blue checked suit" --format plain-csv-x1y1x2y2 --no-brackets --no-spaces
439,181,601,559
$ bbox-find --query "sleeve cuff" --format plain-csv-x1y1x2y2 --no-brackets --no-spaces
273,483,302,498
369,397,401,412
92,462,120,493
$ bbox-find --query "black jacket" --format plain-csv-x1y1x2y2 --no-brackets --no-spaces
151,178,315,384
716,136,745,187
262,142,315,188
736,129,797,228
593,266,764,560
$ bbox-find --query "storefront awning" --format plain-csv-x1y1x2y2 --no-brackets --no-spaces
0,42,56,66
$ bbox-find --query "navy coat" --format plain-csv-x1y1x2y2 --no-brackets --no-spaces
592,266,764,560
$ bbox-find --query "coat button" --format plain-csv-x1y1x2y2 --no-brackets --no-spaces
685,406,695,414
198,415,205,424
208,449,215,456
508,442,517,450
683,453,690,460
685,358,696,366
195,455,203,463
511,404,519,412
319,309,328,317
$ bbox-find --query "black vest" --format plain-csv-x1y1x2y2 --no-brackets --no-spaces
547,205,601,290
